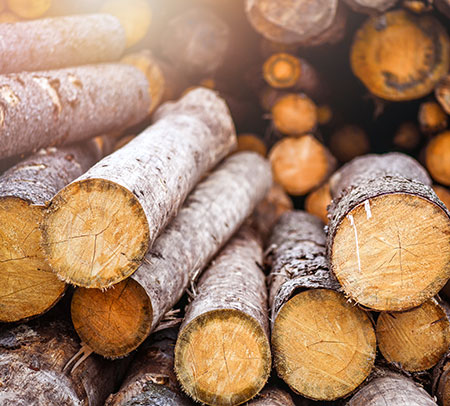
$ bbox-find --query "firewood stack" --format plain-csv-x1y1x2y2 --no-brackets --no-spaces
0,1,450,405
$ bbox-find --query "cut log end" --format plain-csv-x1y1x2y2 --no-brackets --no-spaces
351,10,450,101
236,134,267,157
7,0,50,19
419,101,448,134
42,178,150,289
377,299,450,372
331,193,450,311
305,182,332,224
175,309,271,406
0,198,65,322
426,131,450,186
71,279,152,359
272,289,376,401
263,53,301,89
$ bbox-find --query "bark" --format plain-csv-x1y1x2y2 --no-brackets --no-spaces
433,350,450,406
245,387,295,406
436,74,450,114
0,64,150,159
0,317,130,406
0,14,126,74
105,328,192,406
42,88,236,289
343,0,397,13
0,140,102,322
160,8,230,78
245,0,339,45
347,369,437,405
175,226,271,406
70,152,271,358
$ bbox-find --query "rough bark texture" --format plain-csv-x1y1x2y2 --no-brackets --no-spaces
105,328,192,406
0,14,126,74
245,0,339,44
0,64,150,159
343,0,397,13
0,317,130,406
0,140,102,322
175,226,271,406
70,152,271,358
267,211,340,325
160,8,230,77
245,387,295,406
42,88,236,289
347,369,437,405
433,350,450,406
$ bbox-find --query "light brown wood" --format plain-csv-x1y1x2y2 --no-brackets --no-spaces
7,0,50,18
426,131,450,186
0,10,19,22
100,0,151,47
393,122,421,150
419,101,448,134
305,182,331,224
377,299,450,371
351,10,450,101
271,94,318,136
236,134,267,156
329,125,370,163
269,135,336,195
436,74,450,114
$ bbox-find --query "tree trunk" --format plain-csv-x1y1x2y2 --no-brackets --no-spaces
347,369,437,405
436,74,450,114
160,8,230,78
327,152,450,311
246,387,295,406
0,140,102,323
0,64,150,159
418,101,448,134
245,0,339,45
175,226,271,406
0,14,126,74
105,328,192,406
425,131,450,186
377,298,450,372
42,88,236,289
0,317,130,406
305,181,332,224
343,0,397,13
70,152,271,358
433,350,450,406
269,135,336,196
351,10,450,101
267,210,376,401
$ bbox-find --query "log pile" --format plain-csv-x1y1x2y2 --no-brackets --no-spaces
0,1,450,405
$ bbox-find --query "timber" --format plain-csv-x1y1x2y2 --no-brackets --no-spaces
327,153,450,311
0,14,126,74
0,64,150,160
175,226,271,406
268,211,376,401
434,185,450,209
343,0,398,13
426,131,450,186
393,122,421,150
236,134,267,156
305,182,331,224
0,140,101,323
42,88,236,289
329,125,370,163
7,0,50,18
70,153,271,358
246,387,295,406
433,350,450,406
436,74,450,114
351,10,450,101
418,101,448,134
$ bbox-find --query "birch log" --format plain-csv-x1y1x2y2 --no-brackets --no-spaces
70,152,271,358
175,227,271,406
0,14,126,74
42,88,236,289
268,211,376,401
327,153,450,311
0,64,150,159
0,140,101,322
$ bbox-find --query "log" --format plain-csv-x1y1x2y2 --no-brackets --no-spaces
436,0,450,18
70,152,271,358
317,104,333,125
434,185,450,209
245,0,339,45
327,153,450,311
100,0,152,47
0,317,130,405
259,86,288,111
175,226,271,406
42,88,236,289
351,10,450,101
259,38,300,60
436,74,450,114
377,298,450,372
0,10,19,22
433,350,450,406
269,135,336,195
393,122,421,150
347,370,437,405
246,387,295,406
0,64,150,160
343,0,397,14
236,133,267,156
425,131,450,186
418,101,448,134
105,328,192,406
0,140,102,323
160,8,230,78
268,211,376,401
329,124,370,163
403,0,433,13
271,93,318,136
7,0,50,19
305,181,331,224
0,14,126,74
